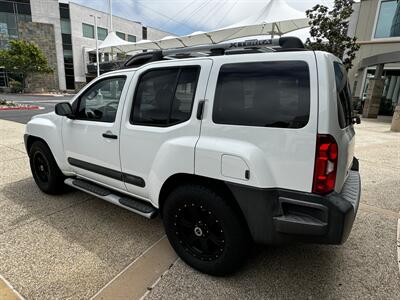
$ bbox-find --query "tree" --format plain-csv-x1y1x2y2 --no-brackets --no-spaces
305,0,360,70
0,40,52,91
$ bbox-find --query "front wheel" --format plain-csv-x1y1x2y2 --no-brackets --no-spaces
29,141,66,194
163,184,250,276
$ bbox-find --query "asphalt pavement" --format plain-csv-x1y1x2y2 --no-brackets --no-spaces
0,94,74,124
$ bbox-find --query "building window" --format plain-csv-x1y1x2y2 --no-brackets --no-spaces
97,26,108,40
116,31,125,40
60,3,75,90
374,0,400,38
142,26,147,39
82,23,94,39
127,34,136,42
61,19,71,34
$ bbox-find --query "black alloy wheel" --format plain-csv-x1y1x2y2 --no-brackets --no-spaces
163,184,250,276
174,202,226,261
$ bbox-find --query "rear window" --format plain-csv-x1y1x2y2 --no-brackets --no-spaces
212,61,310,128
334,62,352,128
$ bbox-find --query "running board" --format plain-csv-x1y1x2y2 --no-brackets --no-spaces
64,178,158,219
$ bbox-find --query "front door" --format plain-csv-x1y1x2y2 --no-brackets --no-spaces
62,75,130,190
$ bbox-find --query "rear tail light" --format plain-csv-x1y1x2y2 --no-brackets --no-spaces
312,134,338,194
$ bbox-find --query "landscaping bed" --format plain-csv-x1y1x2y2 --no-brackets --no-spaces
0,99,41,111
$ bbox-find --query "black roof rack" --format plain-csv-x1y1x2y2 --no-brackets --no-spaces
122,36,305,69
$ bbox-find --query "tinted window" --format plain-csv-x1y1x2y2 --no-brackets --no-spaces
82,23,94,38
128,34,136,42
334,62,352,128
116,31,125,40
374,0,400,38
131,67,200,126
97,27,108,41
76,76,126,122
213,61,310,128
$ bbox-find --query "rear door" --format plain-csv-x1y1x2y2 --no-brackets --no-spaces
119,59,213,205
195,52,319,193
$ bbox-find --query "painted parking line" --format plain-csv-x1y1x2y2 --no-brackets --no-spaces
91,236,178,300
0,274,24,300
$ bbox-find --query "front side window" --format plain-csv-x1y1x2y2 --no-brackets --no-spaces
334,62,352,129
76,76,126,122
131,66,200,126
82,23,94,38
213,61,310,128
97,27,108,41
374,0,400,38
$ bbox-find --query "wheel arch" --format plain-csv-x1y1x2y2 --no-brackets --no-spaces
25,135,48,153
25,133,71,174
158,173,251,236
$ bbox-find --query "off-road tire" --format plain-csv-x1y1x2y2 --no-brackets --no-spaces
29,141,66,194
163,184,250,276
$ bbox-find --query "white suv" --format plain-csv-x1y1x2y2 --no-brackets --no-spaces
25,37,361,276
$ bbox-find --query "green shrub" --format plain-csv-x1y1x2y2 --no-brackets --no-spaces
9,80,23,93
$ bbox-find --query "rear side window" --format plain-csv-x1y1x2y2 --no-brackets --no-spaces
213,61,310,128
334,62,352,128
131,66,200,126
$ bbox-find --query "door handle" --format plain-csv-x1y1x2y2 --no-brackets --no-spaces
102,131,118,139
197,100,205,120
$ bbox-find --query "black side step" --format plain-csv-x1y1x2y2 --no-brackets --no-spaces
72,179,111,196
119,197,157,214
65,178,158,219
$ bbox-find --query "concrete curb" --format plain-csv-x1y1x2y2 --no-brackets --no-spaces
0,106,44,111
397,217,400,274
91,236,178,300
0,274,24,300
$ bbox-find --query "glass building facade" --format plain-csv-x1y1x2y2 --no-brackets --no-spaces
0,0,31,48
59,2,75,90
374,0,400,38
0,0,31,87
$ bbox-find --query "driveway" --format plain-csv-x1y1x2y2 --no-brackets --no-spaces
0,94,73,124
0,117,399,299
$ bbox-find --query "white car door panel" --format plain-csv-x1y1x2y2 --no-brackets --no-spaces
120,60,213,206
62,74,131,190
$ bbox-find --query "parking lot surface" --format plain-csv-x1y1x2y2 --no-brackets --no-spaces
0,116,399,299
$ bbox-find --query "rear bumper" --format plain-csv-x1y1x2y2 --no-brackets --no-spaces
227,158,361,245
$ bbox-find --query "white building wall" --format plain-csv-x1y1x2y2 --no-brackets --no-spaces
69,2,170,85
146,26,172,40
30,0,66,90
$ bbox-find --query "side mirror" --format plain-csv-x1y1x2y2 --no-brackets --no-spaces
55,102,75,119
352,116,361,125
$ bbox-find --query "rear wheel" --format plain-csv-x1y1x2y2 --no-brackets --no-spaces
163,184,250,276
29,141,66,194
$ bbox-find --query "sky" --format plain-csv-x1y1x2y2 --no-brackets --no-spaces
68,0,335,36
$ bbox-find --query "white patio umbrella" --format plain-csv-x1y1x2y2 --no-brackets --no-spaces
178,0,309,46
97,31,135,53
97,0,310,53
